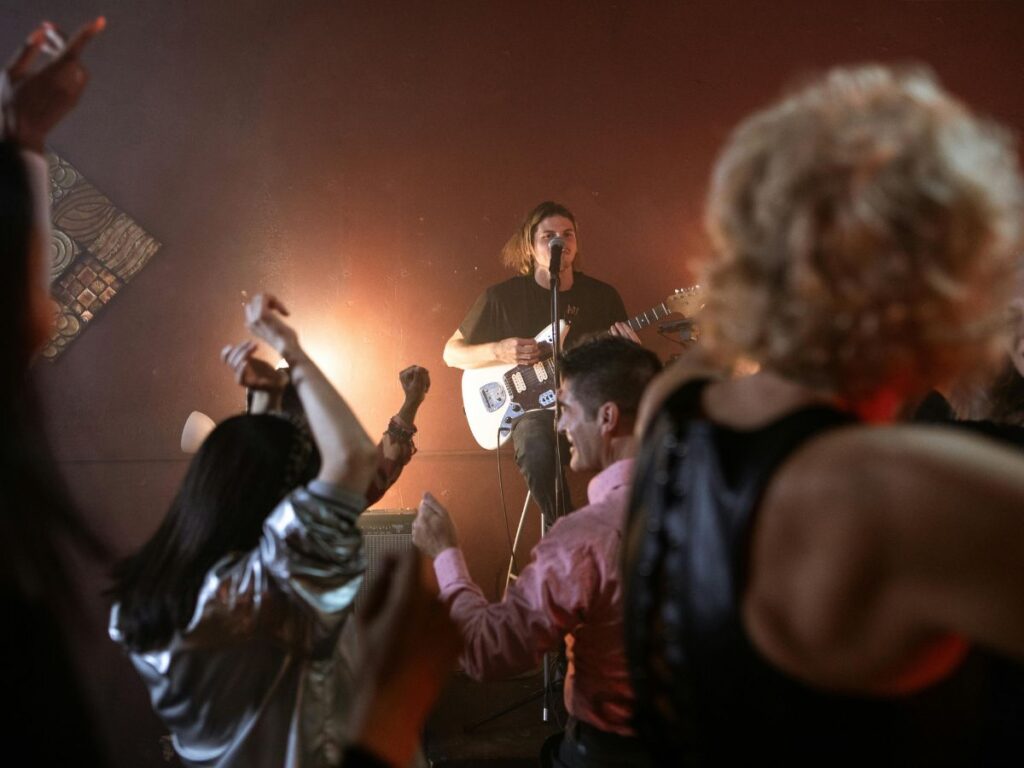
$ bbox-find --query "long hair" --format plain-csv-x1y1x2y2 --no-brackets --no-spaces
974,360,1024,426
500,201,580,275
947,300,1024,426
109,414,319,651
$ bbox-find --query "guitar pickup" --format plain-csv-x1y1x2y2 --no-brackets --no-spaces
533,363,548,382
538,390,556,407
479,382,507,412
510,372,527,393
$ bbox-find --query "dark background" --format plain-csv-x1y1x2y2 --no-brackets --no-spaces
4,1,1023,764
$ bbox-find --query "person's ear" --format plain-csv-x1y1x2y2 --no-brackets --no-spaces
598,401,620,436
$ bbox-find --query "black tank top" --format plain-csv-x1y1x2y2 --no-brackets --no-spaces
624,379,1024,766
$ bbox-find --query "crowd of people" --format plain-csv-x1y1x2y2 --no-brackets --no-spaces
5,14,1024,768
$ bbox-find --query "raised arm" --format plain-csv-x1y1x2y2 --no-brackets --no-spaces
220,339,289,414
2,18,105,153
394,364,430,427
347,549,460,767
244,293,377,493
364,365,431,505
443,328,542,369
4,18,105,357
744,425,1024,694
413,492,580,680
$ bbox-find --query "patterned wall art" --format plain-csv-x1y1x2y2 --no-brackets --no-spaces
42,152,161,360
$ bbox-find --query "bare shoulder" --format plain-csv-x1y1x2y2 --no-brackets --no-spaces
746,423,1024,690
772,424,1024,515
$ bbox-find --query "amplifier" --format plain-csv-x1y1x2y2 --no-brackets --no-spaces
355,508,416,608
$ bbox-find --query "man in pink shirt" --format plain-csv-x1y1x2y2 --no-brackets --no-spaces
413,336,661,767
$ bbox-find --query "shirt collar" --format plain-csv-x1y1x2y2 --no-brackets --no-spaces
587,458,634,505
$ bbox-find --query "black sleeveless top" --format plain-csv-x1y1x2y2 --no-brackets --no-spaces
624,380,1024,767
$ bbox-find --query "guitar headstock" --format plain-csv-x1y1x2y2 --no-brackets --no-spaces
664,285,705,318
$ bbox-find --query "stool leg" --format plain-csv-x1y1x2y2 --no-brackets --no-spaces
504,491,533,595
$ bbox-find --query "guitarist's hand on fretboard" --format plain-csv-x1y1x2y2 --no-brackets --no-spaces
609,321,642,344
459,289,701,450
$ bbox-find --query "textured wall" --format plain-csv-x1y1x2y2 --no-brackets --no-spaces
3,1,1024,764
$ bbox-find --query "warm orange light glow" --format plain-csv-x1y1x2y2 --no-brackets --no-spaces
299,330,354,390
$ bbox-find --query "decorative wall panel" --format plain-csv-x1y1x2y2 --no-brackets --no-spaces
42,153,161,359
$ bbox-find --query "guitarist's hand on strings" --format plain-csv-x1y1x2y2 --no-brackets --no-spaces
493,336,543,366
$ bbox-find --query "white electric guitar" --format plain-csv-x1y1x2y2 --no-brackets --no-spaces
461,286,704,449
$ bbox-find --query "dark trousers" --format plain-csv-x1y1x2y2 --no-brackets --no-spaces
511,409,572,528
541,718,654,768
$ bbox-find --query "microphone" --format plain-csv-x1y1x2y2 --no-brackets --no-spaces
548,237,565,274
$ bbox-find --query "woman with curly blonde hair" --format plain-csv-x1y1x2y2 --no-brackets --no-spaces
626,65,1024,766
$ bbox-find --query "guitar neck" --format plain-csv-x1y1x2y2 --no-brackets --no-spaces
627,302,673,331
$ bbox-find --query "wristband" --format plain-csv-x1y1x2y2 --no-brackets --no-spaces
386,416,417,448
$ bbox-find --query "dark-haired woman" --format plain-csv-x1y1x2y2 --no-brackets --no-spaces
109,293,378,767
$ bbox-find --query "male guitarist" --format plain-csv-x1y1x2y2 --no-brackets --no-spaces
443,201,638,525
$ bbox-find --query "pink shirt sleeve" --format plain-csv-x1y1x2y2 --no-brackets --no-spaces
433,531,597,681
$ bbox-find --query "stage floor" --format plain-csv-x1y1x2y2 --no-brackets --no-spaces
425,668,565,767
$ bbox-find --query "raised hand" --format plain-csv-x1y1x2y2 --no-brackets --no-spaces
220,340,288,392
412,491,459,559
2,17,105,152
399,365,430,404
349,549,460,767
243,293,300,359
493,336,542,366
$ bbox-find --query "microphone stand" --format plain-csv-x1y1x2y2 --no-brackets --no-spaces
466,249,568,734
544,249,564,723
549,258,563,526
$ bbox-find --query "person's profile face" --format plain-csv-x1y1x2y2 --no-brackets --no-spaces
556,378,602,472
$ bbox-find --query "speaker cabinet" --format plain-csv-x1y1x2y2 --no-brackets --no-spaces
355,508,416,608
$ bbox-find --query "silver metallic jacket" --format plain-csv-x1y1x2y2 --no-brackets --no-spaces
110,482,367,767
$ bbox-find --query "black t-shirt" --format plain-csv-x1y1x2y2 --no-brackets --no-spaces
458,273,628,350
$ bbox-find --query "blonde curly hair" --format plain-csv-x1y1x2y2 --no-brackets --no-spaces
702,64,1023,401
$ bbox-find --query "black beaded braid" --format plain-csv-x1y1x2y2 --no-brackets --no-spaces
624,383,705,764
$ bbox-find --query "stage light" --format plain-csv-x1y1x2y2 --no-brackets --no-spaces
297,329,353,390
